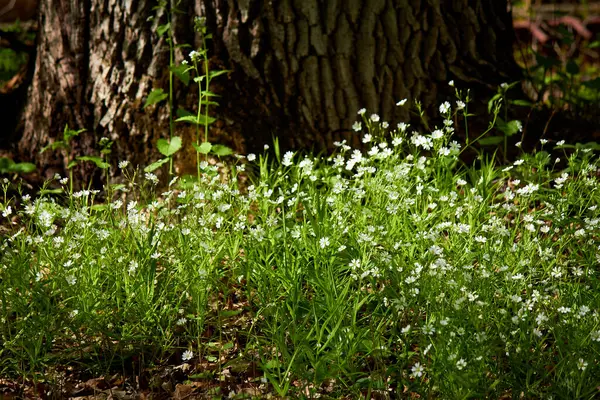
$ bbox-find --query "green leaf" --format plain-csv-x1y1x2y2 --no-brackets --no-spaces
477,136,504,146
157,23,170,37
510,99,534,107
208,69,229,80
200,100,219,106
197,114,216,126
0,157,15,172
170,64,190,86
63,125,86,142
487,93,502,113
76,156,110,169
222,342,234,350
157,136,182,157
176,108,194,118
91,204,109,212
67,160,78,169
211,144,233,157
263,360,281,369
199,90,220,98
176,114,217,126
576,141,600,151
175,115,200,125
193,142,212,154
554,143,575,149
41,141,68,154
39,188,63,195
111,184,127,191
497,119,521,137
144,89,168,109
8,162,36,174
144,157,170,173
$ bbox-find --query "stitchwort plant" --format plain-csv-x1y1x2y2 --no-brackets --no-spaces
1,88,600,398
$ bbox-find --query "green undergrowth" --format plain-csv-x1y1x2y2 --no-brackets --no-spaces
1,96,600,399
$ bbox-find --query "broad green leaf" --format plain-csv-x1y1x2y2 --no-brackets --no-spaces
143,89,168,109
177,114,216,126
200,100,219,106
211,144,233,156
52,142,68,151
0,157,15,171
157,23,170,37
111,184,127,191
477,136,504,146
77,156,110,169
576,141,600,151
41,141,68,153
67,160,78,169
176,108,194,118
197,114,216,125
157,136,182,157
193,142,212,154
170,64,190,86
8,162,36,174
144,157,170,172
175,115,200,125
263,360,280,369
63,125,86,142
497,119,521,137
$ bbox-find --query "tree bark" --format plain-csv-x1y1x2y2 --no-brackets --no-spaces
16,0,520,179
203,0,520,150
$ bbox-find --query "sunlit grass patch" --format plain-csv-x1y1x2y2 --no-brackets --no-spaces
1,96,600,398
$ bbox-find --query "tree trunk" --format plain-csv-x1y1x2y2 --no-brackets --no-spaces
203,0,521,150
17,0,520,179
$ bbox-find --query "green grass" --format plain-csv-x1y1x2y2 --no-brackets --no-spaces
1,98,600,399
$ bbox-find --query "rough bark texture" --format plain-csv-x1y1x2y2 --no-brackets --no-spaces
202,0,520,150
17,0,520,178
18,0,168,179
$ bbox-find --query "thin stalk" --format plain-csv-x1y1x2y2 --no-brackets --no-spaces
167,4,175,176
202,35,211,150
